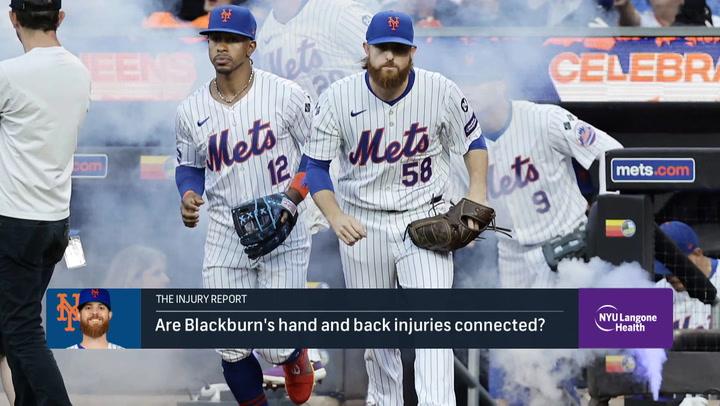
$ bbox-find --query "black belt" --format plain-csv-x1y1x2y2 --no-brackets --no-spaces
386,195,442,214
0,215,68,225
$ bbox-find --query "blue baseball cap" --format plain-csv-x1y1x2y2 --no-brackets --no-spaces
199,5,257,40
660,221,700,255
79,289,111,311
366,10,414,47
654,260,672,276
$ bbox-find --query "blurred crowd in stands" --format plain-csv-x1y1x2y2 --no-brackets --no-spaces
144,0,720,29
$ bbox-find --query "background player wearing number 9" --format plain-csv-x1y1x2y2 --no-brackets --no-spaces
477,78,622,288
174,5,314,405
304,11,489,406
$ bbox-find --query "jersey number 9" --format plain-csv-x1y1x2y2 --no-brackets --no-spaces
532,190,551,213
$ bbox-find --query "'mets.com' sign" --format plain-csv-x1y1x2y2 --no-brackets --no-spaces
546,37,720,102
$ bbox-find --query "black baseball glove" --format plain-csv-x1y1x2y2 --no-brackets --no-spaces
231,193,298,260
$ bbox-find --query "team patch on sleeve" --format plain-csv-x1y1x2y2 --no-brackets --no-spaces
575,122,597,146
464,113,478,137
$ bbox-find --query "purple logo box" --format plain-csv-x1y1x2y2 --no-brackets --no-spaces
579,288,673,348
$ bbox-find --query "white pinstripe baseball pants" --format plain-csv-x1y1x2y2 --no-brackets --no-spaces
203,221,311,364
340,202,456,406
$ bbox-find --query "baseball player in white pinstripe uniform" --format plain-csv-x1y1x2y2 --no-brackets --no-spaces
655,221,720,329
476,80,622,288
254,0,377,382
255,0,376,100
175,6,315,405
304,11,489,406
255,0,377,238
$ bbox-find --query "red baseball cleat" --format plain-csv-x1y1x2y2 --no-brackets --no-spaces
282,349,314,404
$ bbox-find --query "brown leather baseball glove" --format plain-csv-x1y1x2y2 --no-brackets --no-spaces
406,199,509,252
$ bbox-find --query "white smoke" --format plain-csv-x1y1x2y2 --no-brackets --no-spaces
494,258,668,404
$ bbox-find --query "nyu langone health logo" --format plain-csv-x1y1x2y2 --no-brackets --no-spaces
610,158,695,183
579,289,672,348
594,304,657,333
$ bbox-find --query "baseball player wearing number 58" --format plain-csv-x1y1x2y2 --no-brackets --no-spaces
174,6,316,405
304,11,491,406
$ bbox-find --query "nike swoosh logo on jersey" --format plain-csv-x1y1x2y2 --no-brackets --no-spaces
350,110,367,117
197,117,210,127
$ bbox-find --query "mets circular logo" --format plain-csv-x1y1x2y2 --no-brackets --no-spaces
221,8,232,23
621,220,636,237
576,123,596,146
621,356,636,372
388,16,400,31
461,98,469,112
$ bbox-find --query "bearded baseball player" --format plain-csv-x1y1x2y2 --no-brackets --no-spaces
304,10,494,406
66,289,124,350
473,78,623,288
174,5,316,405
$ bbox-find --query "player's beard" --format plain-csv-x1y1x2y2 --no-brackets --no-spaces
368,59,413,90
80,316,110,338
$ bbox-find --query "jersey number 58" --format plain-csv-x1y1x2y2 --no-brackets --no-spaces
402,157,432,187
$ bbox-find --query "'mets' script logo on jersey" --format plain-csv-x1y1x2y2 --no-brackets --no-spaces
206,120,276,172
267,38,322,81
488,155,540,198
349,123,429,166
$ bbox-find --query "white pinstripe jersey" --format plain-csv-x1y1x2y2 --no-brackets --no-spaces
254,0,375,99
656,259,719,330
176,69,312,267
486,101,622,246
304,68,482,211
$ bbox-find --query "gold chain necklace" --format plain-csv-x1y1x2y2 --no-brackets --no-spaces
214,69,255,104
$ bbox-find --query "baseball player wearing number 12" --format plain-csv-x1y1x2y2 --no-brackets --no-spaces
304,11,489,406
174,6,315,405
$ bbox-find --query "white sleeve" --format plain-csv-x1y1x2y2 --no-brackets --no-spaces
442,79,482,155
285,86,313,147
547,106,623,169
303,90,342,161
175,106,203,168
